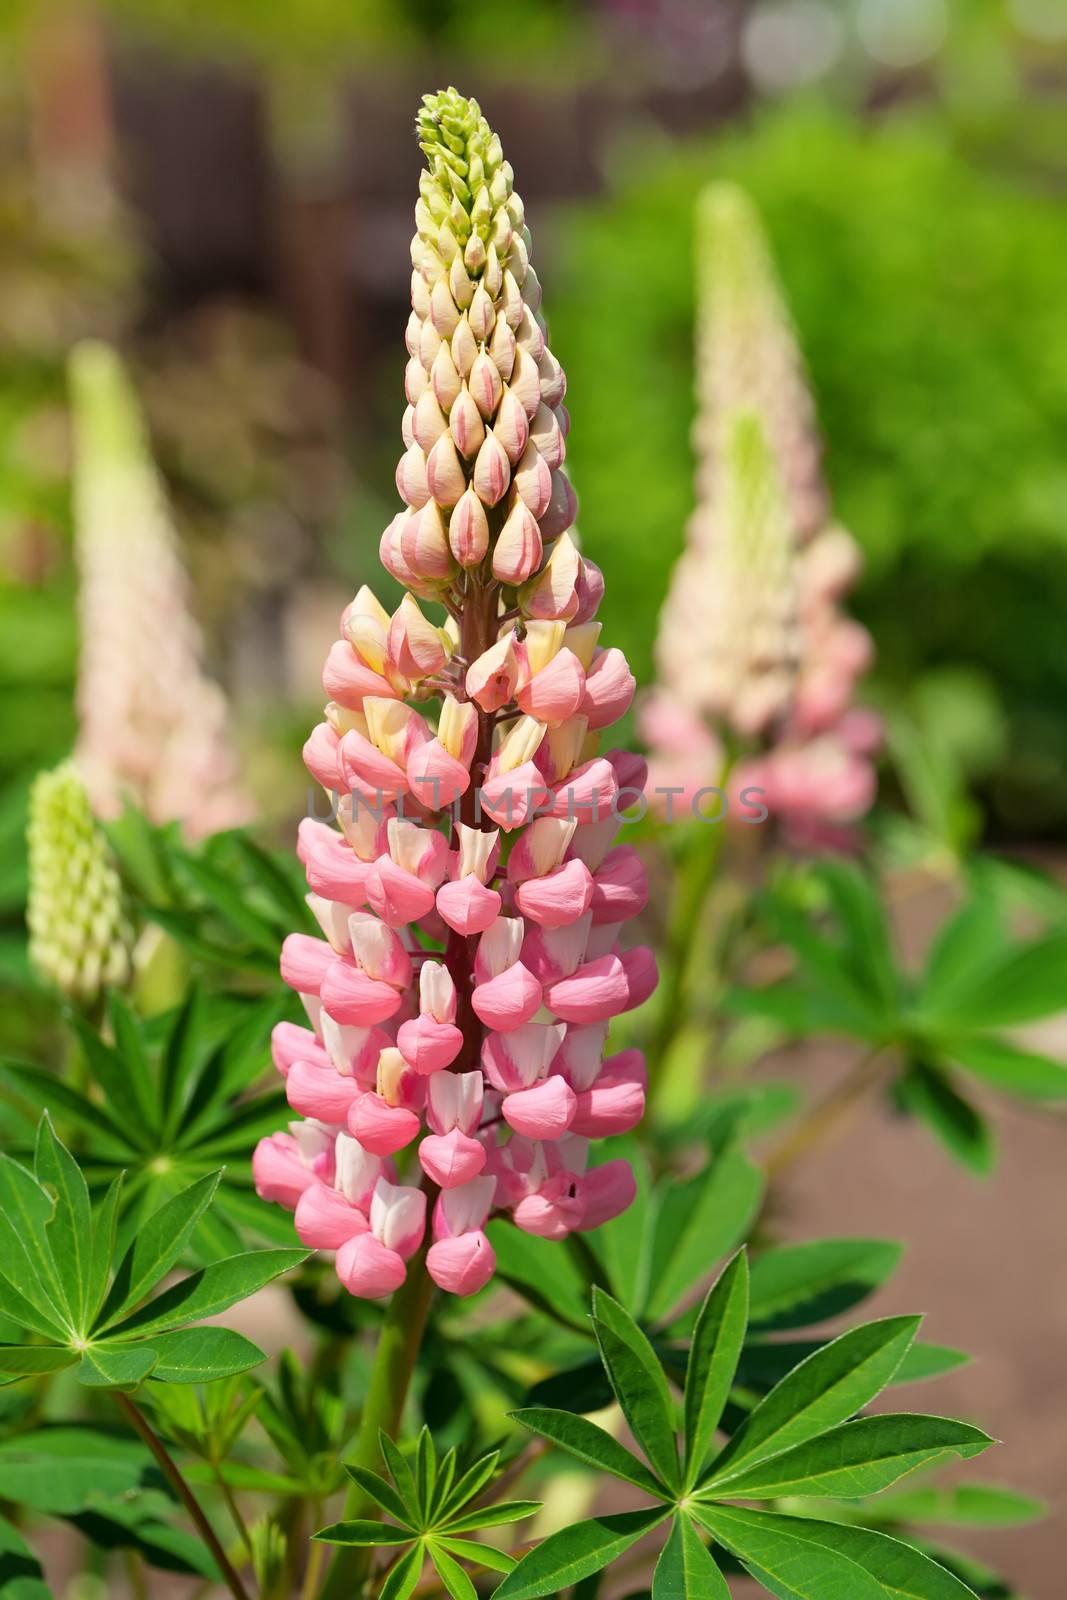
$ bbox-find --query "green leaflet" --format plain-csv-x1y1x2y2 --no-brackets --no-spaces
645,1148,763,1321
693,1503,886,1600
704,1415,993,1502
707,1316,922,1478
652,1516,731,1599
493,1508,669,1600
747,1239,903,1331
509,1409,664,1496
591,1290,679,1491
683,1251,749,1485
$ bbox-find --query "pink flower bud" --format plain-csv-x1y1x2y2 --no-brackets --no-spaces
339,731,409,802
468,351,503,420
413,388,448,453
590,847,648,925
426,433,467,508
538,349,566,407
407,739,471,809
322,641,398,711
472,431,511,507
530,403,565,470
621,946,659,1010
396,442,430,508
451,316,478,378
303,722,345,791
539,470,578,541
521,531,581,620
335,1232,407,1298
509,345,542,420
397,1013,464,1074
365,856,437,927
465,635,520,711
299,819,372,906
448,486,490,567
488,312,517,380
400,502,456,582
570,1077,645,1138
513,441,552,519
430,342,462,411
479,762,552,830
492,499,543,585
426,1231,496,1295
420,1131,487,1189
495,388,530,464
449,387,485,458
549,757,619,823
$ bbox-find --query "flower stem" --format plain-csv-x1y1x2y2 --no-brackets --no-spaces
111,1391,252,1600
319,1258,437,1600
763,1048,890,1181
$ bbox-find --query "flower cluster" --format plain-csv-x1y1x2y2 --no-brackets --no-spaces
255,90,653,1300
69,341,249,839
27,761,132,1002
642,184,878,843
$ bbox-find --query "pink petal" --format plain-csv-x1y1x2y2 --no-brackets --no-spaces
286,1061,362,1123
590,846,648,925
396,1014,464,1075
322,640,398,710
436,877,502,936
581,648,636,731
280,934,335,997
320,961,403,1026
480,763,552,830
427,1231,496,1296
502,1077,577,1140
294,1184,369,1249
515,859,594,928
335,1233,407,1299
548,757,618,823
419,1129,487,1189
569,1078,645,1137
252,1134,314,1210
544,953,630,1023
365,857,437,926
515,649,586,726
349,1094,421,1156
512,1191,582,1240
339,731,409,800
303,722,344,790
471,963,543,1031
271,1022,329,1077
621,946,658,1010
578,1159,637,1230
407,740,471,809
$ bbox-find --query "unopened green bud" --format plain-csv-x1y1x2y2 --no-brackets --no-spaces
27,761,132,1002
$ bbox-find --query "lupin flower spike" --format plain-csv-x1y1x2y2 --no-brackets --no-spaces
643,182,878,841
256,88,652,1301
27,760,132,1003
69,340,250,839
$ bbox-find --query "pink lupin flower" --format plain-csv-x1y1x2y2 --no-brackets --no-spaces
255,88,653,1300
642,184,877,842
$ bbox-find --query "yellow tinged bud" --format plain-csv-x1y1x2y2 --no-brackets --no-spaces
469,350,503,420
469,284,494,342
451,316,478,377
448,252,475,309
523,620,566,674
495,714,546,773
326,702,370,738
430,278,461,337
418,317,443,369
377,1047,407,1105
509,345,542,421
439,693,477,760
449,388,485,459
489,314,517,381
546,715,588,780
365,697,417,764
413,388,448,452
426,433,467,508
431,343,462,411
563,621,602,670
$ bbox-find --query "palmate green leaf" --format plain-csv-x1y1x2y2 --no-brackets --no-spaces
35,1114,93,1329
445,1501,541,1535
105,991,159,1128
736,1338,968,1400
160,986,206,1141
918,929,1067,1030
510,1408,665,1496
88,1174,124,1326
0,1348,78,1376
814,862,900,1016
173,852,282,954
946,1036,1067,1102
0,1512,51,1599
693,1502,887,1600
897,1065,995,1177
428,1541,479,1600
380,1433,419,1511
788,1519,982,1600
439,1450,499,1519
379,1545,424,1600
493,1507,669,1599
645,1148,763,1321
343,1464,414,1527
683,1251,749,1486
106,1248,308,1338
747,1239,903,1332
703,1415,993,1502
313,1520,413,1547
437,1536,515,1574
591,1289,679,1491
69,1011,152,1137
486,1219,591,1330
919,897,1003,1019
0,1164,69,1341
98,1172,222,1328
759,889,889,1040
76,1344,159,1389
652,1515,730,1599
709,1316,922,1479
147,1327,265,1384
415,1425,436,1519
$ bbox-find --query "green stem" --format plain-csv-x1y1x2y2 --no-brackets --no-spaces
319,1258,437,1600
111,1391,252,1600
763,1048,890,1181
212,1460,254,1561
299,1502,326,1600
